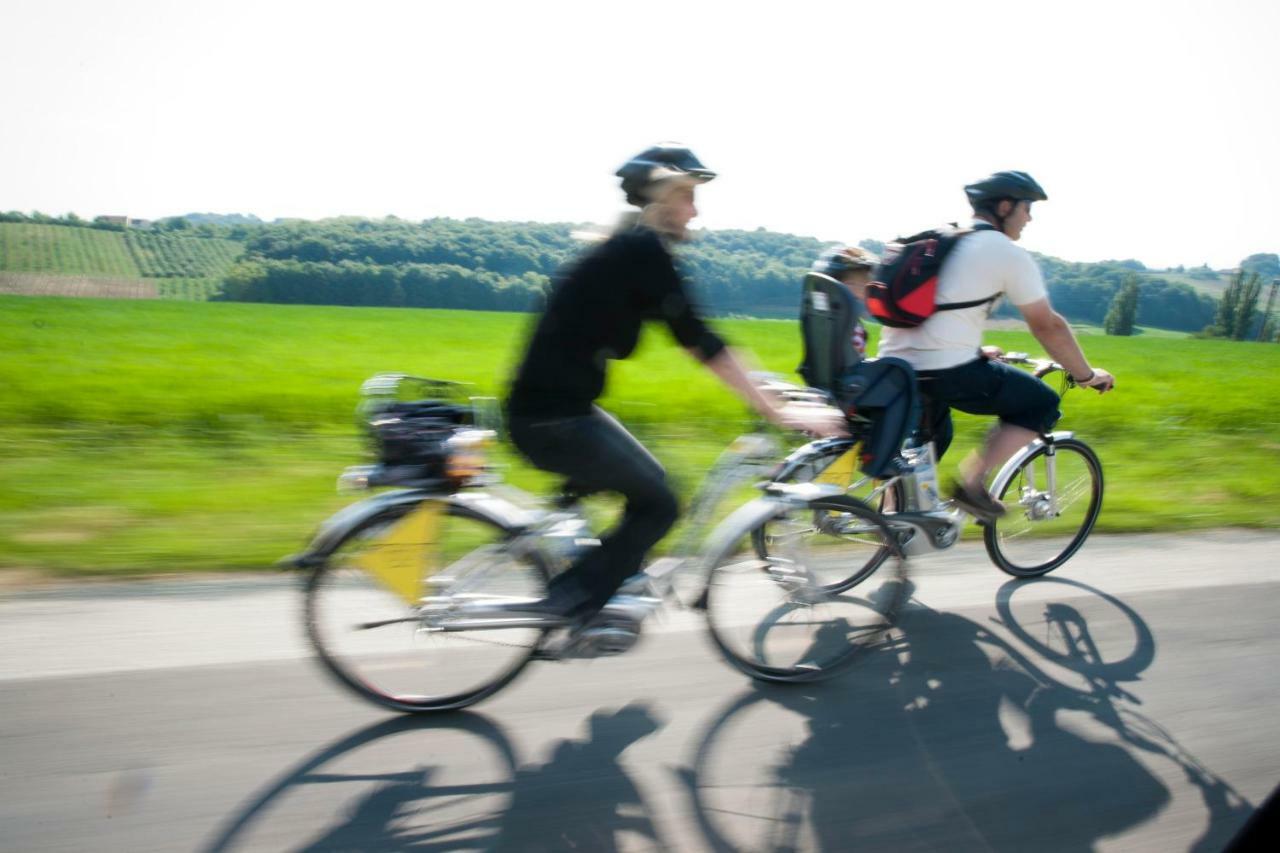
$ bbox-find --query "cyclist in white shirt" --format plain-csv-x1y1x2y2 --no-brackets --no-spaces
877,171,1115,519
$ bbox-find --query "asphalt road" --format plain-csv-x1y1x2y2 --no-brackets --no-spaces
1,530,1276,852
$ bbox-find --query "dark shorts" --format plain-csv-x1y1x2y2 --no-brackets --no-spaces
916,357,1061,458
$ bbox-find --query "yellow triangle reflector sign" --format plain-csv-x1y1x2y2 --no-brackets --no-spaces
814,443,861,487
350,502,446,605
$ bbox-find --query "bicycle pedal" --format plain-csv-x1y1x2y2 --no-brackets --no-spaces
535,611,643,660
531,644,566,662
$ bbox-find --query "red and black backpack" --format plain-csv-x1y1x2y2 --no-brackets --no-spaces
864,222,999,328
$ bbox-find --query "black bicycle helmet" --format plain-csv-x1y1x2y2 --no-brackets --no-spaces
812,245,879,277
616,143,716,206
964,170,1048,209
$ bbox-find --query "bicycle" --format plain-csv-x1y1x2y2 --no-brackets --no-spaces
757,353,1104,586
281,373,908,714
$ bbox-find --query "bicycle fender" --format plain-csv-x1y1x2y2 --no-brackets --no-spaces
989,430,1075,495
279,489,434,570
695,496,792,573
280,489,537,570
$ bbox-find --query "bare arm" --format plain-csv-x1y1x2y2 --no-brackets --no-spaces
1018,299,1115,391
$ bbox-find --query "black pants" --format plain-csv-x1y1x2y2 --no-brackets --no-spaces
916,357,1062,460
508,407,679,610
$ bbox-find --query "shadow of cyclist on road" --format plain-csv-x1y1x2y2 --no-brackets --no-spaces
204,702,667,853
493,701,667,852
685,580,1252,852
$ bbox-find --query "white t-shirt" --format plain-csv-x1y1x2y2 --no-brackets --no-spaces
876,224,1047,370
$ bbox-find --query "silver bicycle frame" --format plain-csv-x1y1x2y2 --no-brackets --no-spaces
372,432,828,633
989,431,1076,507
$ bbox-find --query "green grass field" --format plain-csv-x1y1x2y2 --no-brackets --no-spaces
1069,323,1190,339
0,223,242,300
2,295,1278,576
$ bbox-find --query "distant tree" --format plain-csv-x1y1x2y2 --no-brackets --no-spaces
858,238,886,256
1210,270,1266,340
1104,259,1147,271
1240,253,1280,279
1103,275,1140,335
91,215,126,232
1257,279,1279,343
1234,272,1264,340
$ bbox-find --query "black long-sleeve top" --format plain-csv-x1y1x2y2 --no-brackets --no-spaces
507,226,726,419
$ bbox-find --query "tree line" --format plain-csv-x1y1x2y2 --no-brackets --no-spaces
217,217,828,317
3,209,1275,335
217,216,1239,329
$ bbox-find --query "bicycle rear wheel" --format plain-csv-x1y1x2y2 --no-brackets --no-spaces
706,495,907,683
984,437,1103,577
306,499,549,713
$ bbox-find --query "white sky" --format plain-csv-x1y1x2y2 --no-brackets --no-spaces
2,0,1277,269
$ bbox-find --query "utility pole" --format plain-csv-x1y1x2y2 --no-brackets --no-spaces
1259,278,1280,342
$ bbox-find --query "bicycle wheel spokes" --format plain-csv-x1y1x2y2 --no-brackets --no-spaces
985,439,1103,577
762,444,905,594
756,501,895,593
307,504,549,713
707,498,906,682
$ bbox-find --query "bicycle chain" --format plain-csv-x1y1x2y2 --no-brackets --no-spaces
428,629,542,651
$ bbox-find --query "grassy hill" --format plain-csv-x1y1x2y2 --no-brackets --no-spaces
0,222,242,300
1,294,1277,576
1140,268,1227,295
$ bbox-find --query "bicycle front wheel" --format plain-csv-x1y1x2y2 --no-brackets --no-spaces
305,499,550,713
984,437,1103,577
706,495,907,683
758,442,907,593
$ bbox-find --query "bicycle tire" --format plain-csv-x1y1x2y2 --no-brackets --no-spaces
758,441,907,593
705,495,907,683
984,437,1103,577
305,498,550,713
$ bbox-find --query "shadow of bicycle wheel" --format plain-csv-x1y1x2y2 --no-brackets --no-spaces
199,712,518,852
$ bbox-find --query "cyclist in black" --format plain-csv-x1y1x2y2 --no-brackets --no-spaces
507,143,844,629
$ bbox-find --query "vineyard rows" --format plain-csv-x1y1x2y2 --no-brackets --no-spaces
0,223,242,300
0,223,140,277
124,231,242,278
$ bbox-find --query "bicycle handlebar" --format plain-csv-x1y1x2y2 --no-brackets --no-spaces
999,352,1088,393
